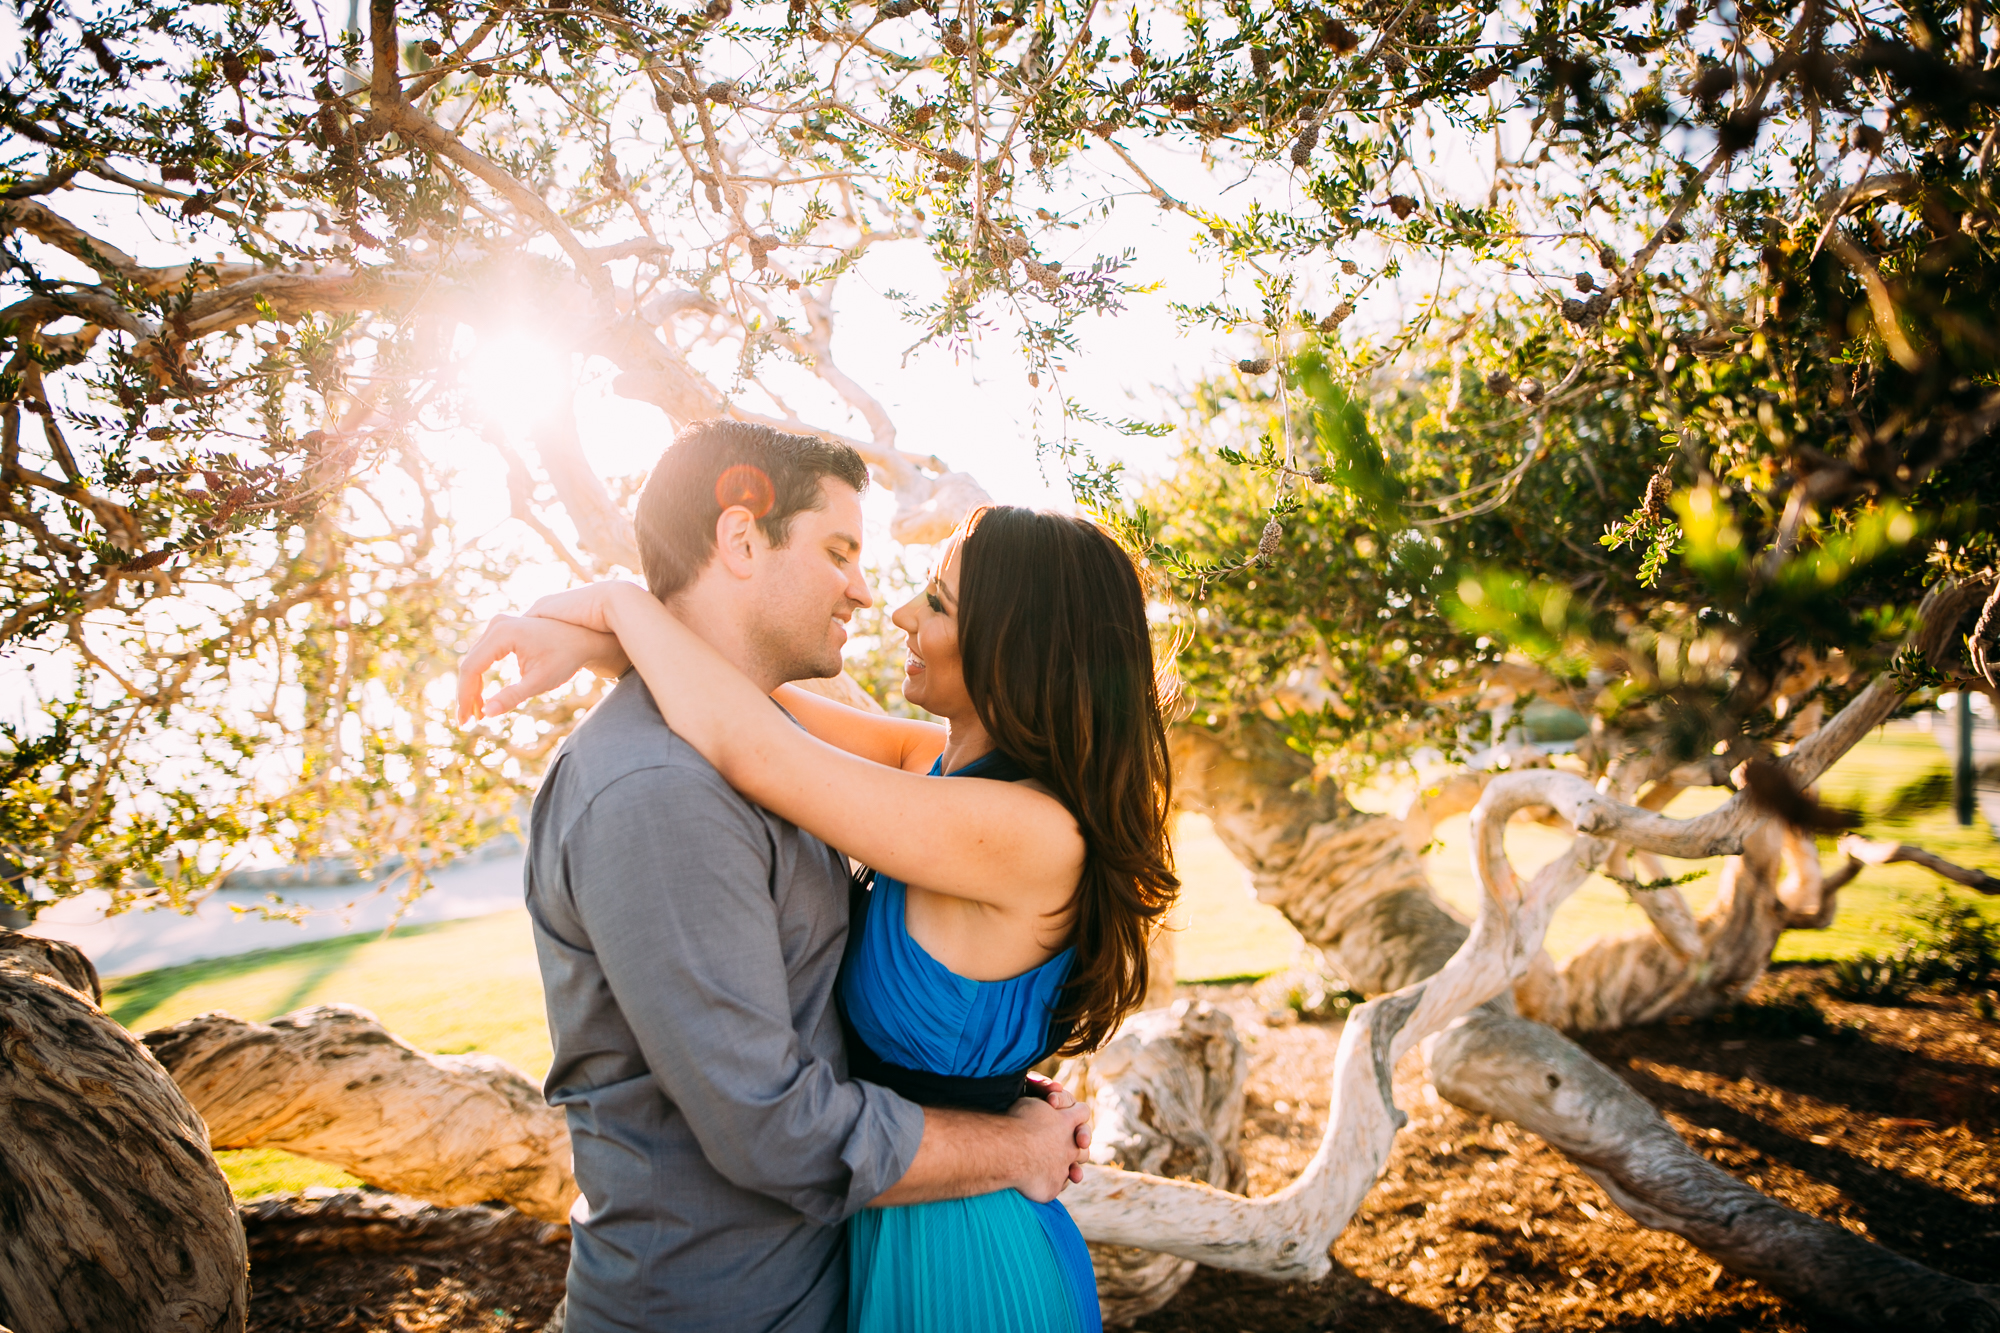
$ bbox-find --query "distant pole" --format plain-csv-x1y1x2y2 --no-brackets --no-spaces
1956,689,1977,827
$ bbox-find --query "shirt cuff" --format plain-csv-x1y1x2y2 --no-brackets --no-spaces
836,1082,928,1219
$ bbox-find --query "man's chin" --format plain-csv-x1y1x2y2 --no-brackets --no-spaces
780,650,847,685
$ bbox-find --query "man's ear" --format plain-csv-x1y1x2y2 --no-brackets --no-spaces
712,505,762,579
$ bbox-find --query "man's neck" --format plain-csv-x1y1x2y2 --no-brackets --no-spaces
664,579,785,695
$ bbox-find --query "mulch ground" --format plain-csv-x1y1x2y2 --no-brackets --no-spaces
244,1236,567,1333
244,964,1999,1332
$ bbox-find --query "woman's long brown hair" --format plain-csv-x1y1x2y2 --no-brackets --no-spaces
956,505,1178,1055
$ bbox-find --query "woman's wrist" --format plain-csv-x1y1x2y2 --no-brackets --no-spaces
586,636,633,679
602,580,655,635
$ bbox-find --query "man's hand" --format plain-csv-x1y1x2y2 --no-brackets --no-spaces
456,614,627,725
1006,1095,1094,1203
870,1091,1095,1208
1023,1071,1092,1184
1023,1070,1072,1106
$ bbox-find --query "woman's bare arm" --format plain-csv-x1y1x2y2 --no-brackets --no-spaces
455,614,946,773
772,684,947,775
459,583,1082,912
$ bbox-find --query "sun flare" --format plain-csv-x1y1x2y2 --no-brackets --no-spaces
459,328,572,436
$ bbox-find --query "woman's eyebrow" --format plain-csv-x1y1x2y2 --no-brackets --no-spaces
928,575,958,608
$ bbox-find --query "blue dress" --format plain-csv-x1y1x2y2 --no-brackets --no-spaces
839,750,1101,1333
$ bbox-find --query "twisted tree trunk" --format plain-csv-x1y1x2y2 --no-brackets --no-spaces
1057,1001,1246,1324
143,1004,574,1224
1095,580,1999,1324
0,933,247,1333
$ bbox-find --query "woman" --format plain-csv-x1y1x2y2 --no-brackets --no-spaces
468,505,1177,1333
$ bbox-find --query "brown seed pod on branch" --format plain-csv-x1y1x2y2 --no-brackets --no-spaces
1022,258,1064,289
1291,122,1319,168
1641,467,1673,522
1256,517,1283,562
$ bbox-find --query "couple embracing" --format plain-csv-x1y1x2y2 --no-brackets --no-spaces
458,418,1180,1332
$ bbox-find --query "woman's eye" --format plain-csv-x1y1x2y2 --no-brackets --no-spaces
926,593,945,613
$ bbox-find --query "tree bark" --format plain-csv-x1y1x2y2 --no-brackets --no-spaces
1839,833,2000,894
1056,1001,1246,1325
1136,696,2000,1326
0,935,247,1333
143,1004,575,1224
237,1190,565,1265
0,931,100,1004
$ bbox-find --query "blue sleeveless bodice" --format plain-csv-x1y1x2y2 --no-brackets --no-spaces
839,750,1101,1333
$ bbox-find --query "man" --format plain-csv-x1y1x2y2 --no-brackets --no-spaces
461,420,1091,1332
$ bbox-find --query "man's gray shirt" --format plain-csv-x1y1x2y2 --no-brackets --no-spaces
526,674,926,1333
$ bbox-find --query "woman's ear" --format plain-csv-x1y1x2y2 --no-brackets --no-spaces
712,505,761,577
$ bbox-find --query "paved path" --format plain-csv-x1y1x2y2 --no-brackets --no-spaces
26,851,528,979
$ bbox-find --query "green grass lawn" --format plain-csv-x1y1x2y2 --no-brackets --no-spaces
110,911,553,1199
107,721,1997,1199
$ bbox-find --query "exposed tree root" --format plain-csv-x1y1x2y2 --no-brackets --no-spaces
1120,584,2000,1325
238,1190,566,1265
143,1004,575,1224
1429,1006,2000,1329
1059,1000,1247,1324
0,934,247,1333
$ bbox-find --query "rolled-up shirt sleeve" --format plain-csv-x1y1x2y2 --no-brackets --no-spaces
560,763,923,1225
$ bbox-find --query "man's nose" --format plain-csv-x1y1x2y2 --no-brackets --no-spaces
848,566,873,609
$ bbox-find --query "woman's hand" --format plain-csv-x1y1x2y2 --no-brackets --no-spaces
524,580,652,635
456,614,628,724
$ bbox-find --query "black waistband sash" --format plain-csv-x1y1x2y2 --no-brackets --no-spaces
841,1015,1030,1115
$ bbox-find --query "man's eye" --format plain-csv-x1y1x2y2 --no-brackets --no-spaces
926,593,945,613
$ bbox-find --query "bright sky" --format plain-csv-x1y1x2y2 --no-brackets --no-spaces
498,120,1505,583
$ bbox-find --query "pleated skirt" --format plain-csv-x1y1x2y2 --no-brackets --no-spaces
849,1189,1100,1333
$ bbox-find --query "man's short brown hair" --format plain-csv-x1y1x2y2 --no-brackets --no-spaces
635,420,870,599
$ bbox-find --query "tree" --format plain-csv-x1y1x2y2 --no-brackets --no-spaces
5,0,2000,1325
